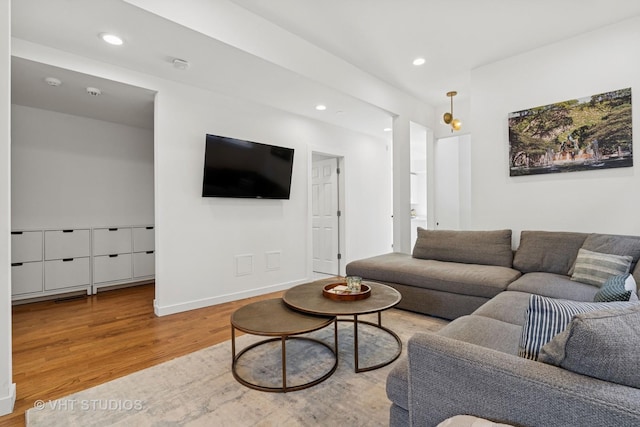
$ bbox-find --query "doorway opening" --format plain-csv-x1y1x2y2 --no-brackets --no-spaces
311,153,345,278
10,58,156,303
410,122,428,249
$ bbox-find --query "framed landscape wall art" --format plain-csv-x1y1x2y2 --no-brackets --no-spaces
508,88,632,176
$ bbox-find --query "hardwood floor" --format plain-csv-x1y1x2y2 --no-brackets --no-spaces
0,284,283,427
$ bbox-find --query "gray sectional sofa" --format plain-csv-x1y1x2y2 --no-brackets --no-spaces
346,229,640,426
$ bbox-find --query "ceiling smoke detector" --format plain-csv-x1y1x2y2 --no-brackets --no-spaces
45,77,62,87
86,87,102,96
172,58,190,70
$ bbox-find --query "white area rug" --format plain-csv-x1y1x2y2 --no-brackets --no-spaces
26,309,447,426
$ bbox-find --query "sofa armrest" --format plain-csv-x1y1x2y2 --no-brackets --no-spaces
407,332,640,427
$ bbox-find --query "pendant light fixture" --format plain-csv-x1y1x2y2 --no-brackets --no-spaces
443,91,462,132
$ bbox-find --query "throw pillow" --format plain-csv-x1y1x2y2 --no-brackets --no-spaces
576,233,640,274
570,248,632,287
538,304,640,388
594,273,639,302
518,295,637,360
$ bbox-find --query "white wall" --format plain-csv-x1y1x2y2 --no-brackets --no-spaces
0,0,15,416
392,117,412,253
10,41,394,316
458,134,472,229
470,16,640,245
342,136,393,261
153,83,392,314
11,105,154,229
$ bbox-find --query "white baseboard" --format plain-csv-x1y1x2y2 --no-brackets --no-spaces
0,383,16,416
153,278,309,317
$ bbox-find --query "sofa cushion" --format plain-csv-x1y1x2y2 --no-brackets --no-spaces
507,272,597,301
513,231,587,275
594,274,638,302
412,228,513,267
471,291,532,326
570,248,632,287
346,253,521,299
518,295,637,360
539,304,640,388
438,315,522,355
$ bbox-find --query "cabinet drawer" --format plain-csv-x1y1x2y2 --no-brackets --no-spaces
133,251,155,278
11,262,43,295
11,231,43,263
93,228,132,256
44,258,91,291
132,227,154,252
45,230,91,260
93,253,132,284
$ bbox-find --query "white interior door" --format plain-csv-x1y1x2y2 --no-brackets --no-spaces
434,137,461,230
433,135,471,230
312,157,339,275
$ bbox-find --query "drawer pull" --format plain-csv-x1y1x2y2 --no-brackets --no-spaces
146,226,154,230
11,262,23,267
146,251,154,254
109,254,118,258
62,230,74,233
62,258,74,262
108,228,118,231
11,231,23,235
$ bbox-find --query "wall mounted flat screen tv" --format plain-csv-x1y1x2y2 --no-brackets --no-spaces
202,134,295,199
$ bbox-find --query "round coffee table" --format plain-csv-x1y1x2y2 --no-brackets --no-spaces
283,280,402,373
231,298,337,392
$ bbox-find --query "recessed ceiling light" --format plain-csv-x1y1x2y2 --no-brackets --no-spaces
383,127,392,132
315,104,327,111
412,57,426,66
100,33,124,46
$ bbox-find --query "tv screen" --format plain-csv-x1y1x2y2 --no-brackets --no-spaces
202,134,295,199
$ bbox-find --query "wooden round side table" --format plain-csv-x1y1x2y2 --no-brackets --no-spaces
231,298,337,392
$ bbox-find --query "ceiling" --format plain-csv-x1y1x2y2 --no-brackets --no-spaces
229,0,640,106
10,0,640,136
12,57,155,129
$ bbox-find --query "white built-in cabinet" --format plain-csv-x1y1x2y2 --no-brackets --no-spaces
11,231,46,296
93,228,133,287
11,225,154,301
132,227,156,279
44,229,91,292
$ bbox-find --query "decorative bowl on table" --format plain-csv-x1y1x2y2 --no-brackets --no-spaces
322,282,371,301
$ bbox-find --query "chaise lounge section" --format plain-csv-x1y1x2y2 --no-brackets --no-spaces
346,229,521,319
